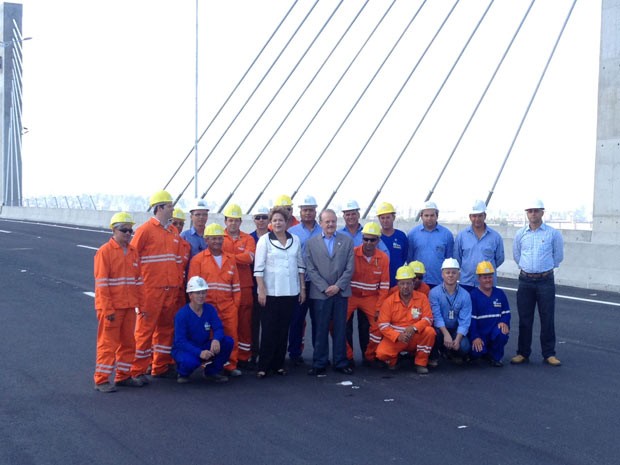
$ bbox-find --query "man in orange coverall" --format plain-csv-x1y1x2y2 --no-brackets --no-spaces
130,190,184,382
188,223,242,377
94,212,144,393
222,203,256,370
346,222,390,366
376,265,435,374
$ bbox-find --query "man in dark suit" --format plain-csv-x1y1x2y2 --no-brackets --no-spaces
305,209,355,376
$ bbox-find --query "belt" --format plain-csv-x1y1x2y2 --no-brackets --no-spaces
520,270,553,279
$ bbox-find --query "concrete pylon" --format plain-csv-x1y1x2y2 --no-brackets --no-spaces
0,2,23,207
592,0,620,243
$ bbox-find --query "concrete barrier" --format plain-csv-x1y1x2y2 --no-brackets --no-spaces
2,206,618,292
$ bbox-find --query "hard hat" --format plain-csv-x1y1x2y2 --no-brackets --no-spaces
420,200,439,213
361,222,381,236
299,195,318,207
342,199,360,211
109,212,135,229
525,199,545,210
395,265,415,280
172,208,186,221
252,205,270,216
441,258,460,270
204,223,225,237
186,276,209,293
470,200,486,215
376,202,396,216
475,261,495,275
408,261,426,275
188,198,210,213
274,194,293,207
223,203,243,219
149,190,173,208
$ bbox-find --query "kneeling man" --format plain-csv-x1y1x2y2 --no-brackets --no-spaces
376,266,435,374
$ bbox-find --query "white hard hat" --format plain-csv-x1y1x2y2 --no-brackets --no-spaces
188,199,210,213
421,201,439,212
342,199,360,212
187,276,209,293
252,205,270,216
470,200,486,215
441,258,460,270
525,199,545,210
299,195,318,207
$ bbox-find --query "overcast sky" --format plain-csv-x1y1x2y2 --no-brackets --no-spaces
18,0,601,218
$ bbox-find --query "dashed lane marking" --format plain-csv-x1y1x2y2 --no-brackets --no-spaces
84,292,95,298
77,244,98,251
499,286,620,307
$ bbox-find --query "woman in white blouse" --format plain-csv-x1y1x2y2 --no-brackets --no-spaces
254,206,306,378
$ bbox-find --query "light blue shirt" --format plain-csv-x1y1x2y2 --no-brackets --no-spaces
288,221,322,254
180,226,207,259
339,225,391,259
454,225,505,287
513,223,564,273
322,231,336,257
429,284,472,336
407,224,454,286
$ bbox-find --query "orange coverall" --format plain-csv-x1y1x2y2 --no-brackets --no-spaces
188,250,241,371
376,290,435,367
347,246,390,361
94,238,143,385
389,281,430,297
130,217,183,377
223,230,255,362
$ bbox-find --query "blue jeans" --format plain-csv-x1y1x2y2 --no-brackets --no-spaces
516,274,556,358
431,327,471,359
288,299,311,359
310,295,348,369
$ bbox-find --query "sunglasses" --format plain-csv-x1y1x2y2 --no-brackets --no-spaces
118,228,133,234
172,221,184,227
254,215,268,220
362,237,378,243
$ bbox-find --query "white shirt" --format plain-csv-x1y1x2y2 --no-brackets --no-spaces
254,232,305,296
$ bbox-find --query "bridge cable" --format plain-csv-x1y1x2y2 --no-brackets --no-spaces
246,0,399,214
199,0,346,206
171,0,319,205
486,0,577,207
217,0,371,213
414,0,536,220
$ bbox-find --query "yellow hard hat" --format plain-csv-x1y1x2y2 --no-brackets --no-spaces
172,208,186,221
475,261,495,275
204,223,225,237
408,261,426,275
109,212,135,229
395,265,415,280
274,194,293,207
149,189,173,208
376,202,396,216
361,222,381,237
223,203,243,219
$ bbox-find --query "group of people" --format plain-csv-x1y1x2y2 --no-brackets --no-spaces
93,190,564,392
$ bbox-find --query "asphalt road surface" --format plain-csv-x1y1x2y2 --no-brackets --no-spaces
1,218,619,465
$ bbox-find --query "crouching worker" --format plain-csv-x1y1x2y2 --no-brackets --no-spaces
469,261,510,367
376,266,435,374
172,276,233,384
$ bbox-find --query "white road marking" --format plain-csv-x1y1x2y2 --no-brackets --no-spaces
77,244,98,251
0,229,11,233
1,218,107,234
84,292,95,298
498,286,620,307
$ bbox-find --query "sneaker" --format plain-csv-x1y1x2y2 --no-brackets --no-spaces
135,374,150,385
510,354,529,365
544,356,562,367
177,376,191,384
115,377,144,387
205,373,229,383
94,382,117,393
415,365,429,375
225,368,242,377
427,359,439,368
152,366,178,379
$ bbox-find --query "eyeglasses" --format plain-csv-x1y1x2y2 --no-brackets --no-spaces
362,237,378,243
118,228,133,234
254,215,268,220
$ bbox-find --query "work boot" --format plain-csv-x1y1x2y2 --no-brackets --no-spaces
510,354,529,365
225,368,242,377
152,365,178,379
544,356,562,367
94,382,117,393
415,365,429,375
115,377,144,387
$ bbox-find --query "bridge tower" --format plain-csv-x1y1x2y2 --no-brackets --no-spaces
0,2,23,207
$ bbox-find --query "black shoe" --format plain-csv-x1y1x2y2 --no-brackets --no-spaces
307,367,326,376
490,359,504,367
115,377,145,387
335,366,354,375
152,366,178,379
347,359,356,368
290,356,305,367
